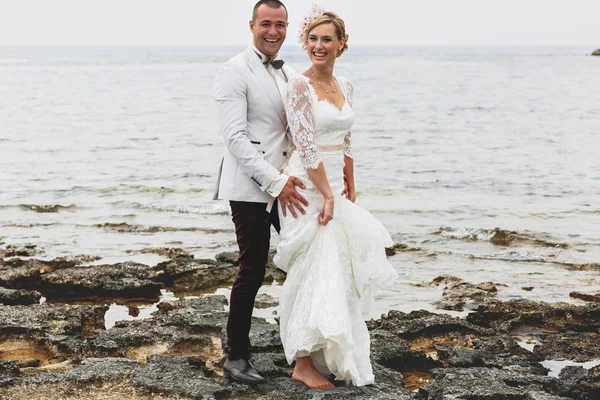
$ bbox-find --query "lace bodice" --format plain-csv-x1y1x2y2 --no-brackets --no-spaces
286,74,355,169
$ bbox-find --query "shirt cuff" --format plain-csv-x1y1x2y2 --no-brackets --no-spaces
266,173,289,197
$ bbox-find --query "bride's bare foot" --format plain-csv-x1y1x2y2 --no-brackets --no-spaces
292,356,335,389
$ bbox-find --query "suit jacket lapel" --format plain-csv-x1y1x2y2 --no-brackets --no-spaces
245,47,287,128
282,65,291,83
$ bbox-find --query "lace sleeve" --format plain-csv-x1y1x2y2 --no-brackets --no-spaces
286,76,323,169
343,79,354,159
344,132,353,159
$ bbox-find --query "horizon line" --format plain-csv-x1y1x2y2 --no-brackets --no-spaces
0,44,597,48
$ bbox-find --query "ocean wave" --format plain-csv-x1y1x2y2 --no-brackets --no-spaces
465,254,600,272
100,185,176,194
435,226,569,248
17,204,77,213
0,222,58,228
128,202,228,215
94,222,231,234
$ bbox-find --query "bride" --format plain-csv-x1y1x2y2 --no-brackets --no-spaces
274,5,399,389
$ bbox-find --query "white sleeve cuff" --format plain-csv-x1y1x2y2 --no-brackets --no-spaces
266,173,289,197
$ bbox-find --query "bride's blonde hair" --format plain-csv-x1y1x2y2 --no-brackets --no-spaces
306,12,349,57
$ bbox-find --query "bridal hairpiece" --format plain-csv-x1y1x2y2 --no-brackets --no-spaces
298,3,327,50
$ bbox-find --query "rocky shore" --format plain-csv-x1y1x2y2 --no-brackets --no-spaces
1,244,599,399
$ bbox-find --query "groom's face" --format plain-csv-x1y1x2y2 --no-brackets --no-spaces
250,4,288,58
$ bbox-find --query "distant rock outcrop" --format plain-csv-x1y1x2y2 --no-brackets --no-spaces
592,49,600,56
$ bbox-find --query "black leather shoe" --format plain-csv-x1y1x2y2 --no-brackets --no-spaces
223,357,265,384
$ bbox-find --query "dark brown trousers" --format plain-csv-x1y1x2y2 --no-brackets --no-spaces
226,200,279,360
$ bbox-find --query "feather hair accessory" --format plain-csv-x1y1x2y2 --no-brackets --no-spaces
297,3,327,50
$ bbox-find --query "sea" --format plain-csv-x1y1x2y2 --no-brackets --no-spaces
1,46,599,319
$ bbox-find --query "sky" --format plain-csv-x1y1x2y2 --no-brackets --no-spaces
0,0,598,47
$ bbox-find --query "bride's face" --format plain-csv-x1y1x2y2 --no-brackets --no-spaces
307,23,344,68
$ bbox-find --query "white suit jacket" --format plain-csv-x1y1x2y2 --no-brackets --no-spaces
213,46,294,203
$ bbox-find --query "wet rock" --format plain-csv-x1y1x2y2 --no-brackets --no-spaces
0,378,180,400
41,262,163,299
0,258,73,290
564,262,600,272
575,364,600,399
379,309,494,339
436,227,569,249
255,293,278,309
18,204,75,213
0,358,143,398
0,286,42,305
470,335,546,372
15,358,41,368
466,298,600,334
0,360,19,376
248,352,291,378
371,363,413,399
0,356,229,399
570,291,600,303
371,307,557,387
385,242,409,257
137,247,194,259
370,309,513,386
265,262,287,282
488,228,569,248
416,275,463,287
0,304,100,368
50,254,102,264
0,244,39,258
236,362,413,399
154,295,228,333
215,251,239,266
0,303,107,339
92,319,222,366
417,365,569,399
128,305,140,317
134,355,230,398
213,249,287,283
219,317,281,356
370,328,439,374
433,345,486,367
153,258,236,291
249,319,282,352
434,280,502,311
559,365,588,386
370,329,412,362
133,296,229,372
557,365,600,400
592,49,600,56
533,332,600,362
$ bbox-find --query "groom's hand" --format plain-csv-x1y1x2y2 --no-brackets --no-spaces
279,177,308,218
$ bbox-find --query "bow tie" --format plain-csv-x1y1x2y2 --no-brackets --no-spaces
264,59,285,69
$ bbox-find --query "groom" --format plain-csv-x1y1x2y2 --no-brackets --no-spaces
213,0,307,385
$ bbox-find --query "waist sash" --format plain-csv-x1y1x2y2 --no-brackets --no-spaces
266,144,344,213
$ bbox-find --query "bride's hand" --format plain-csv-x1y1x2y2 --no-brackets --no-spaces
318,197,334,226
346,189,356,203
341,176,349,197
341,175,356,203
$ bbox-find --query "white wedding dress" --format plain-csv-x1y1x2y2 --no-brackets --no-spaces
274,74,398,386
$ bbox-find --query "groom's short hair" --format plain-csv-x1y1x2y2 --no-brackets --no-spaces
252,0,288,22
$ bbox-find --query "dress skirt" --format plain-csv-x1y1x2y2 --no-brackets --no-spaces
274,150,398,386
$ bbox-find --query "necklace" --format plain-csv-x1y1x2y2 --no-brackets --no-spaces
310,69,337,93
